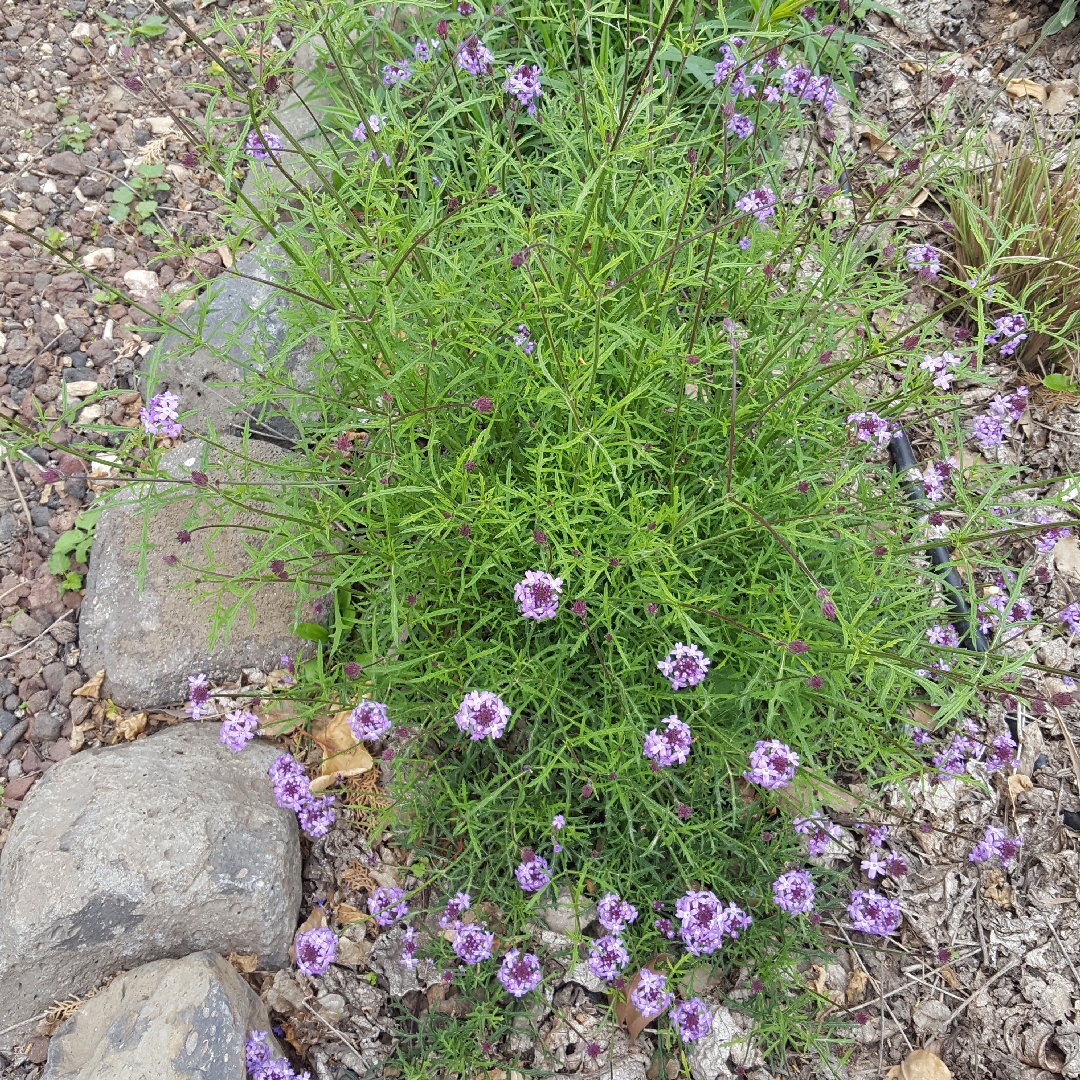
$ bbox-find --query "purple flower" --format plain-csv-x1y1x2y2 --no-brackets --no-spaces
861,851,887,880
186,672,212,720
862,824,888,847
503,63,542,115
295,926,336,975
985,313,1028,356
671,998,712,1043
349,700,391,742
905,244,940,279
926,622,959,648
788,639,809,654
351,114,385,142
597,892,639,933
457,35,494,76
919,350,963,392
1035,511,1072,555
514,569,563,621
738,236,752,250
514,324,535,354
140,391,182,438
969,824,1022,866
400,925,420,968
515,853,550,893
382,60,412,87
438,891,472,929
932,734,971,777
794,810,843,856
1061,603,1080,635
269,753,309,811
674,890,751,956
727,113,754,138
245,129,283,159
657,642,711,690
453,922,495,964
473,395,495,414
772,868,815,913
643,715,692,768
297,795,336,838
587,934,629,980
743,739,799,789
498,949,542,996
552,814,566,830
847,889,902,936
245,1031,273,1074
847,411,893,446
763,84,781,102
781,65,839,111
884,852,908,877
630,968,673,1019
281,654,295,679
735,186,777,224
654,916,675,938
414,38,439,61
220,709,259,752
712,42,739,86
368,886,409,926
985,732,1017,773
971,411,1005,450
455,690,512,740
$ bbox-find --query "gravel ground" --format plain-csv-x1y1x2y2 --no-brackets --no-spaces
2,0,1080,1075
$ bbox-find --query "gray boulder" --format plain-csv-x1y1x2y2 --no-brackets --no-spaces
0,725,301,1031
42,951,282,1080
79,435,313,709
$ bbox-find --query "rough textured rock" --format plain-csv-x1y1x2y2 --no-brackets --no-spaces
688,1005,763,1080
42,952,282,1080
0,725,301,1030
79,435,313,708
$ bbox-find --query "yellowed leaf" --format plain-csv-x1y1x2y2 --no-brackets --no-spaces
898,61,925,75
227,952,258,973
309,709,374,791
940,964,960,989
1005,78,1047,102
805,964,828,997
845,968,869,1005
898,188,930,218
886,1048,953,1080
114,712,147,741
72,669,105,700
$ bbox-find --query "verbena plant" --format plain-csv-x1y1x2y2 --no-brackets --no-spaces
12,0,1071,1072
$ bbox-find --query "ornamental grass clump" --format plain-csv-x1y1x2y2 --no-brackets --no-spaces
53,0,1079,1069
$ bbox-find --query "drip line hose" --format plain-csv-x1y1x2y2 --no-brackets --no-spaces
889,428,989,654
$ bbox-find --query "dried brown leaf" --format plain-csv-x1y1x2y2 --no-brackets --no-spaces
1047,80,1077,116
114,712,147,741
940,964,960,989
984,867,1013,908
260,698,304,734
334,902,367,925
335,934,372,967
1006,772,1034,810
616,957,673,1045
1005,78,1047,102
227,952,258,973
342,860,378,894
805,964,828,997
845,968,869,1005
856,122,897,162
775,772,859,818
898,61,926,74
885,1048,953,1079
309,709,374,792
72,669,105,700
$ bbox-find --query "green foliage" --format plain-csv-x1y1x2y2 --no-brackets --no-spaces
56,114,93,153
48,506,102,591
108,163,170,232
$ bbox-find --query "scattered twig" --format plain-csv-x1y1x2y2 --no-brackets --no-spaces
0,610,74,662
4,453,34,533
0,1011,49,1041
1051,705,1080,797
301,998,364,1061
974,884,990,968
942,957,1022,1029
1043,913,1080,988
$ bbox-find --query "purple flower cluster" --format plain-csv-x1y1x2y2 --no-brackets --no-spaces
969,825,1022,866
985,732,1018,773
455,689,511,740
413,38,439,61
368,886,409,926
861,851,907,879
905,244,940,279
971,386,1029,450
772,868,815,914
246,1031,309,1080
457,36,494,75
514,324,535,354
926,622,959,648
985,313,1028,356
439,891,472,929
295,925,337,976
515,852,551,893
847,888,902,936
597,892,638,933
514,570,563,621
670,997,712,1043
975,591,1031,638
349,699,391,742
220,709,259,752
727,113,754,139
643,715,692,768
140,392,182,438
1034,511,1072,555
351,114,384,142
794,810,843,856
735,186,777,225
587,934,629,980
847,411,893,446
743,739,799,789
382,60,412,87
919,351,963,391
503,63,542,115
400,925,420,968
245,129,283,160
657,642,711,690
269,753,336,838
1061,603,1080,635
187,672,212,720
498,949,543,996
453,922,495,964
674,890,752,956
780,65,839,111
630,968,673,1019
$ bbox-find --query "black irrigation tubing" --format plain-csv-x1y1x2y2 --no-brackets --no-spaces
889,427,989,654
